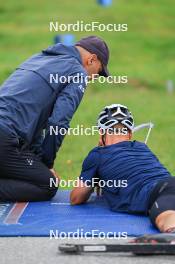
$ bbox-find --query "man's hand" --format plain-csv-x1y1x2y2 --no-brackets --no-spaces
50,168,61,181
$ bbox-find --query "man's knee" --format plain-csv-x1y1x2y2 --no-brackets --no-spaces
44,185,58,200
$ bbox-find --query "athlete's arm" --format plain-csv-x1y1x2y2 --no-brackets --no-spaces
70,179,93,205
70,149,100,205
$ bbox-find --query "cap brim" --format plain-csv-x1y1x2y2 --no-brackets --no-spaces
99,65,110,77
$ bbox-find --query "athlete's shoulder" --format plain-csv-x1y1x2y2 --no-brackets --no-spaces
87,146,101,158
132,140,156,155
82,147,100,169
132,140,148,148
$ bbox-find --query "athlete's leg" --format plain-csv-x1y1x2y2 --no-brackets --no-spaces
149,194,175,232
155,209,175,232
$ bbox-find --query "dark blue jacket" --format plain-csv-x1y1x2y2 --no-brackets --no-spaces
0,44,88,168
79,141,171,214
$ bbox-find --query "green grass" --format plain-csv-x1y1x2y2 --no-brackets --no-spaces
0,0,175,183
56,85,175,183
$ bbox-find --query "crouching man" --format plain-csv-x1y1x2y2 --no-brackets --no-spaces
70,104,175,233
0,36,110,201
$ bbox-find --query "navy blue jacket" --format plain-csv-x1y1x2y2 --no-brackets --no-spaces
0,44,88,168
79,141,171,214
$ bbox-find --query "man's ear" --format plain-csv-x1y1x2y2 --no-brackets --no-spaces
98,129,104,146
92,54,98,61
87,54,98,65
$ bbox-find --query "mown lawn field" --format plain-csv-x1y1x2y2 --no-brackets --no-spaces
0,0,175,184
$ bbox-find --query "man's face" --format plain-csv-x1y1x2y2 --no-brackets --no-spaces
85,54,103,79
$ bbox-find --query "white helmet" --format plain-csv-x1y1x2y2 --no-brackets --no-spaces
97,104,134,131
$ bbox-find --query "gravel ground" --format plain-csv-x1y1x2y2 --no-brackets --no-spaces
0,237,174,264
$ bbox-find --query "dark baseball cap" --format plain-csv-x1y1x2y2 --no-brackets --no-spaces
75,36,110,77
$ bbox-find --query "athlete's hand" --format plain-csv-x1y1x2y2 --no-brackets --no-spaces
50,168,61,181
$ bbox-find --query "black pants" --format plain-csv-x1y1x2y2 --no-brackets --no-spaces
0,128,58,202
148,177,175,226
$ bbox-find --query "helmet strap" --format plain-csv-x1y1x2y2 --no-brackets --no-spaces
102,134,106,146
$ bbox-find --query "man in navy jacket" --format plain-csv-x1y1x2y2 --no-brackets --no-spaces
0,36,110,201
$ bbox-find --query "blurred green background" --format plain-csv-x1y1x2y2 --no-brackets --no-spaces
0,0,175,184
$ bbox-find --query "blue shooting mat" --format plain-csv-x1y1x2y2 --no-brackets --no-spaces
0,190,159,237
